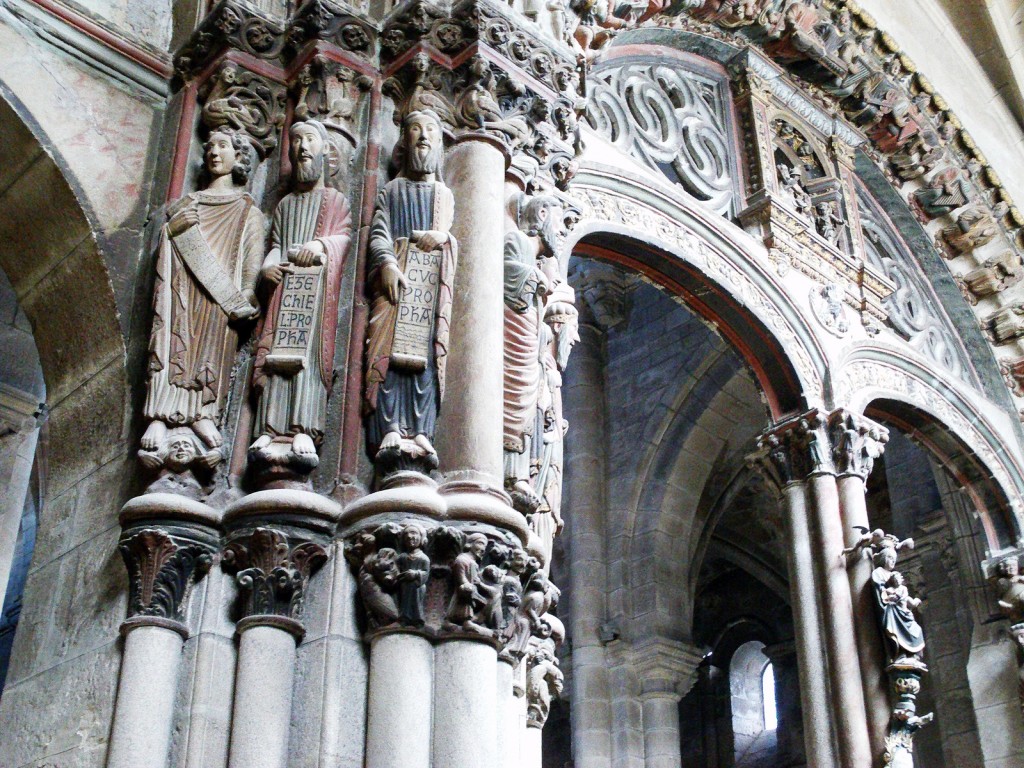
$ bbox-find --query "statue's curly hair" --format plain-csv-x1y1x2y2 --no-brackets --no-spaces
204,127,254,185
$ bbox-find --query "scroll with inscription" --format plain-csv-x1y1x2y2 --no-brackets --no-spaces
265,265,323,375
391,236,441,372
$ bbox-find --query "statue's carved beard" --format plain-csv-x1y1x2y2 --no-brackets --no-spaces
294,152,324,184
538,215,564,258
408,143,441,175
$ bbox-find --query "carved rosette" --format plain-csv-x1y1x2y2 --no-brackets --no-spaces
346,521,560,658
222,527,329,638
119,526,217,637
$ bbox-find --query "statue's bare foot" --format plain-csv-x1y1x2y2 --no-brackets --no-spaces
292,433,317,456
194,418,223,448
380,430,402,452
413,434,437,458
141,420,166,451
250,434,272,451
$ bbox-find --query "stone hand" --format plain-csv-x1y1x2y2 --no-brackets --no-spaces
382,262,407,304
262,262,294,286
229,302,259,321
412,229,448,252
292,240,325,267
167,207,200,237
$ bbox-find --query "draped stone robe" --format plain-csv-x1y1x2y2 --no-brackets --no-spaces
145,190,263,429
365,177,456,448
252,187,351,440
503,228,546,482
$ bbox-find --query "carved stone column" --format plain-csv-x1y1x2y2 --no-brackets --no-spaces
754,422,836,768
107,494,219,768
631,640,703,768
831,409,891,761
435,131,509,484
803,414,872,768
763,641,805,767
562,313,613,768
222,490,340,768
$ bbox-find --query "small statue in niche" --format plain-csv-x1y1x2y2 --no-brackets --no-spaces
776,163,813,218
993,555,1024,625
504,194,565,513
141,128,264,471
941,202,1008,256
365,110,458,474
250,119,353,471
396,523,431,627
814,201,844,244
443,532,500,636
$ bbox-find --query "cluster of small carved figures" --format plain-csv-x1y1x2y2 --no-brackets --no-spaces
844,528,932,767
347,522,564,724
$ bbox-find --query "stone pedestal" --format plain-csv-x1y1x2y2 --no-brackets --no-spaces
107,494,220,768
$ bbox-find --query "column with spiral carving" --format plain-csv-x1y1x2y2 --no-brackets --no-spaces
107,495,220,768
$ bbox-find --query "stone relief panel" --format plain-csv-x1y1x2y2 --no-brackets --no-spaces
585,56,739,217
857,188,973,386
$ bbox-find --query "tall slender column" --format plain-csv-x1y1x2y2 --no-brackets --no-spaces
803,412,871,768
435,134,507,484
755,428,836,768
367,632,433,768
434,640,500,768
496,659,517,768
563,318,613,768
107,495,219,768
831,410,890,762
222,491,339,768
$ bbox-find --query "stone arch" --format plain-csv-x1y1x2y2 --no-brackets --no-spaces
834,343,1024,551
0,91,129,498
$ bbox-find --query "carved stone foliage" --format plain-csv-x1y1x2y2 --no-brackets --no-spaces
222,527,329,625
585,58,738,216
176,0,288,78
199,61,287,157
380,0,580,103
859,199,972,384
287,0,376,59
346,523,560,655
119,528,216,627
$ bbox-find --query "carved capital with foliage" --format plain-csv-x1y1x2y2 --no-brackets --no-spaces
119,527,216,636
222,527,328,636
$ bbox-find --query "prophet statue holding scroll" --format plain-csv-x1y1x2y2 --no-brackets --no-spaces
141,128,263,471
365,110,458,474
250,119,352,471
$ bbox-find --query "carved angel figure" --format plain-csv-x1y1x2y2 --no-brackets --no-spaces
912,167,971,220
962,251,1024,301
142,128,263,467
987,304,1024,345
942,202,1008,255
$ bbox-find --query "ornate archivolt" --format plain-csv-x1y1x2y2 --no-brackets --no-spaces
566,166,828,410
833,345,1024,541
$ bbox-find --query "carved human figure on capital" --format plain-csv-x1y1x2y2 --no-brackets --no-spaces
365,110,457,474
141,128,264,475
250,119,352,472
993,555,1024,625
